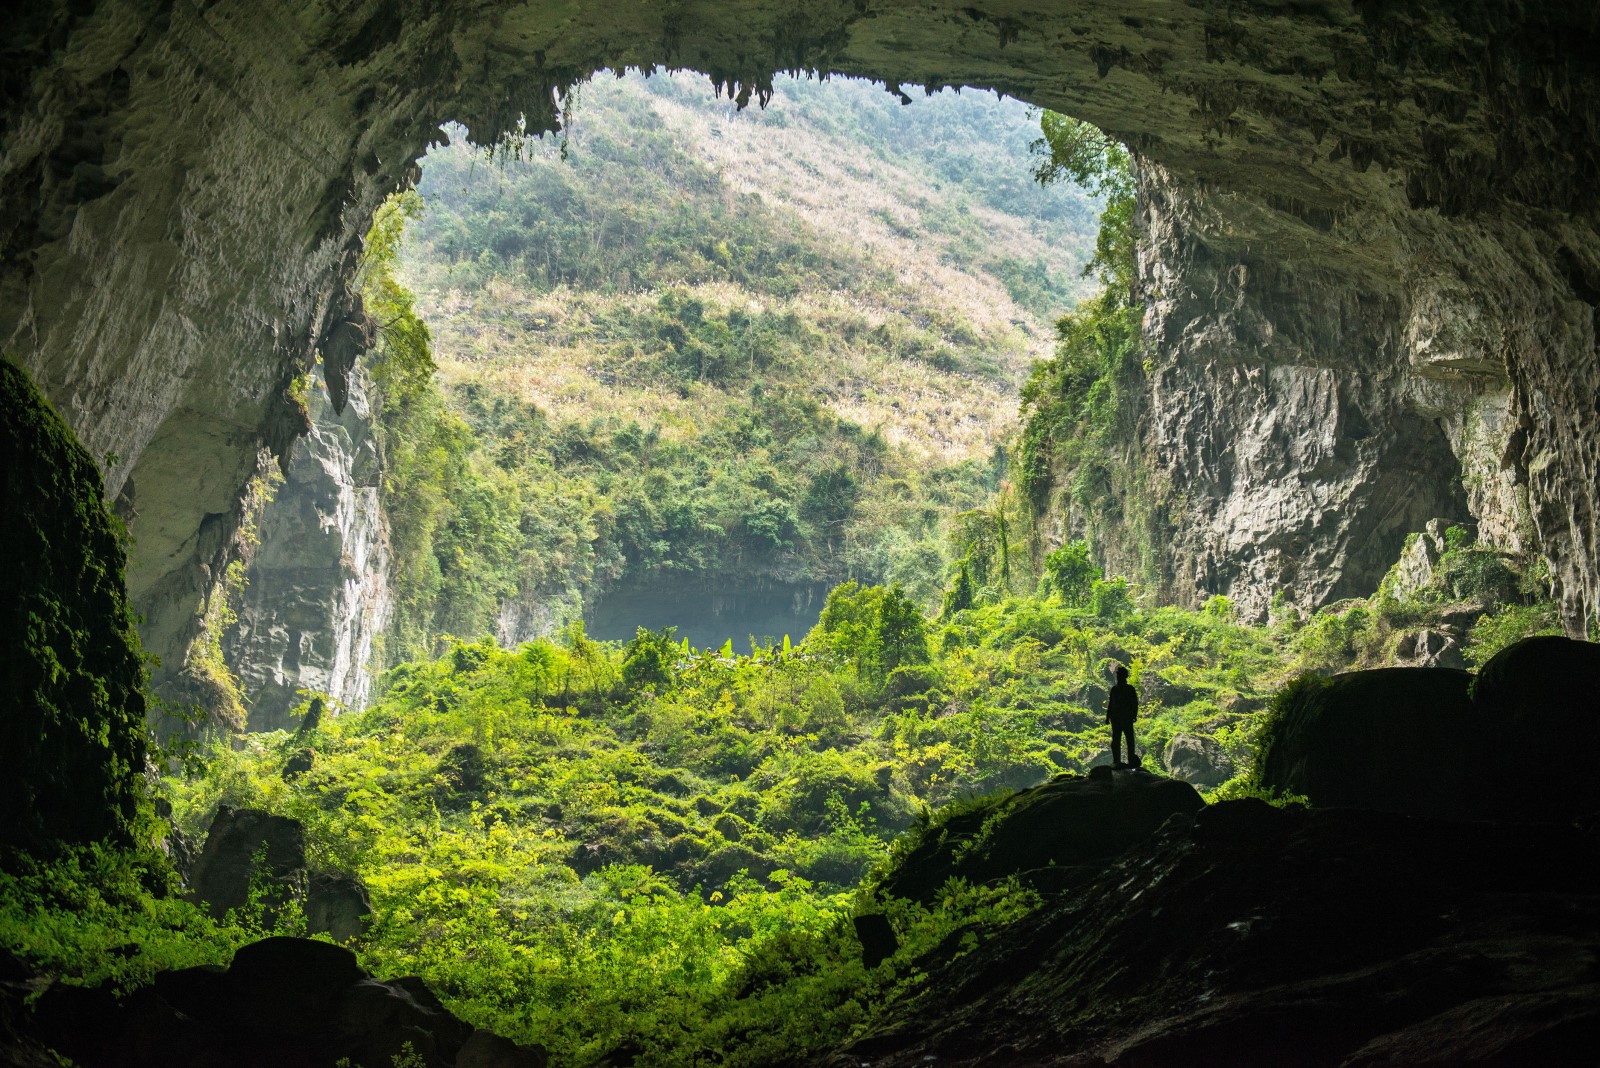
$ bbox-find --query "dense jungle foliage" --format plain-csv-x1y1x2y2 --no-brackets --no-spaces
374,73,1100,660
8,521,1559,1063
161,570,1288,1063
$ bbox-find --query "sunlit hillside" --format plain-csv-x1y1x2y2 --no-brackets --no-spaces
391,72,1100,644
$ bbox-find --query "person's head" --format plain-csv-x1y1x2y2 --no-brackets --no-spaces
1115,664,1128,683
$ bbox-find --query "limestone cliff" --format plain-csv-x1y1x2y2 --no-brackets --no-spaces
1050,162,1520,620
1125,162,1536,620
4,0,1600,704
223,371,391,732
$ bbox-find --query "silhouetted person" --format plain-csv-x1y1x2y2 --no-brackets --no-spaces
1106,664,1138,768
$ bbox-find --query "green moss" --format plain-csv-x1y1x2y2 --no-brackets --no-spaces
0,357,148,853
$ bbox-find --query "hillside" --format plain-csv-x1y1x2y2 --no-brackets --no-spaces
391,72,1099,651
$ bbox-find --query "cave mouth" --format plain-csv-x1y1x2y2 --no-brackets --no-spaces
253,67,1104,671
11,3,1596,713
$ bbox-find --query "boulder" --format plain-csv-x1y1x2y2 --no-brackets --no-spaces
34,937,490,1068
189,806,372,940
1472,635,1600,727
307,872,373,943
1163,734,1234,788
457,1030,550,1068
1256,669,1480,818
1258,640,1600,822
282,748,315,780
1141,672,1198,708
188,807,308,922
1394,628,1466,669
853,913,899,969
1470,636,1600,820
875,769,1205,906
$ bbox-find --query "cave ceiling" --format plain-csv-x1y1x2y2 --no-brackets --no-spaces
3,0,1599,685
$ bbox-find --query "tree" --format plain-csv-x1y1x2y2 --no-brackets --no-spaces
1042,541,1100,607
814,581,927,686
942,558,976,616
360,189,437,396
1018,113,1143,514
1030,113,1134,291
622,626,679,693
877,585,930,678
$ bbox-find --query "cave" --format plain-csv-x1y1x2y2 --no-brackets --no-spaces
5,1,1599,699
5,1,1600,1062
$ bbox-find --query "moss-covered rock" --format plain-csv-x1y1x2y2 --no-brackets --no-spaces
874,769,1204,906
1259,646,1600,822
1471,636,1600,820
1255,669,1478,818
0,358,147,851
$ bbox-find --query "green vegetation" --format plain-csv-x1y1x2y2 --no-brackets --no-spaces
1014,113,1159,583
153,571,1283,1063
1285,524,1560,673
0,357,149,852
0,89,1575,1068
373,73,1097,659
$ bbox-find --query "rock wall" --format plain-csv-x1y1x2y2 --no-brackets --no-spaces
1082,162,1549,621
0,358,147,850
224,371,391,732
4,0,1600,701
1073,163,1482,618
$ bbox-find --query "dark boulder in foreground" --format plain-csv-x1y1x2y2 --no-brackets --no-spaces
27,937,547,1068
1257,637,1600,822
828,800,1600,1067
875,768,1205,906
1255,667,1479,818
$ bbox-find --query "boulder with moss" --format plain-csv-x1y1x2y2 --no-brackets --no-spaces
873,768,1204,906
1257,638,1600,822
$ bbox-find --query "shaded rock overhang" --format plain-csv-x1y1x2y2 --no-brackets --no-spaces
2,0,1599,690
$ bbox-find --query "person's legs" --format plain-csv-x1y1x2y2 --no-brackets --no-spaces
1111,724,1128,765
1123,725,1138,765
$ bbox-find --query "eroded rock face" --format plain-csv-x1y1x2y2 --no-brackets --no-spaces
223,370,391,730
4,1,1600,696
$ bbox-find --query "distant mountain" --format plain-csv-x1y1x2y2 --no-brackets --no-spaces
393,72,1099,648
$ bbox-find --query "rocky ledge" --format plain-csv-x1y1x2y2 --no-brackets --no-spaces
822,639,1600,1066
831,798,1600,1066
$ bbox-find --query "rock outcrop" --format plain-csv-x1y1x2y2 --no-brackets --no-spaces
1257,637,1600,822
874,768,1205,906
5,2,1600,710
1162,733,1234,788
827,800,1600,1067
0,358,146,851
223,369,391,731
189,806,372,943
1068,163,1490,620
27,937,548,1068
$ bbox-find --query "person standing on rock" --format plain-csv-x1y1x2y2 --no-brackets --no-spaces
1106,664,1139,769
